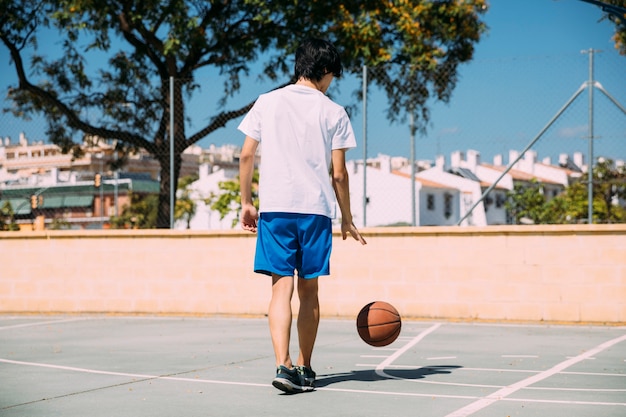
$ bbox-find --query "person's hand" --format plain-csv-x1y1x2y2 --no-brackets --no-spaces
341,220,367,245
240,203,258,233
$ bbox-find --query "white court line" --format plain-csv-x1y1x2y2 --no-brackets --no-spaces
317,386,477,400
0,357,483,401
501,355,538,358
325,380,617,405
0,358,268,388
361,364,626,378
375,323,442,379
358,364,538,373
562,370,626,377
0,317,91,331
444,333,626,417
524,386,626,392
3,355,624,405
0,356,478,401
358,363,626,391
502,397,626,407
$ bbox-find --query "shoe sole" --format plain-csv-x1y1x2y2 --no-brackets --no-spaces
272,377,314,393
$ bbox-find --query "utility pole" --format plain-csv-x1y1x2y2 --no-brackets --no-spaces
578,0,626,225
582,48,599,224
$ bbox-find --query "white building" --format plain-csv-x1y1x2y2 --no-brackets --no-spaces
177,149,592,230
346,155,459,227
174,163,239,230
417,157,489,226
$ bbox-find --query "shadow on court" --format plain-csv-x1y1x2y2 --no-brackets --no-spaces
316,365,463,387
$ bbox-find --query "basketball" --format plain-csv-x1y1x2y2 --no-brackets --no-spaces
356,301,402,347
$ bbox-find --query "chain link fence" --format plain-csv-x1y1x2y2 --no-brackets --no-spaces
1,51,625,230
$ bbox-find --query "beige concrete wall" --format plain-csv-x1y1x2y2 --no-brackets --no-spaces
1,225,625,324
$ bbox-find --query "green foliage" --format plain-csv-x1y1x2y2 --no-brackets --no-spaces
333,1,488,130
49,218,72,230
505,179,549,224
1,0,487,227
174,174,199,229
590,157,626,222
592,0,626,56
208,170,259,228
0,201,20,231
506,158,626,224
110,192,158,229
110,175,199,229
543,182,590,224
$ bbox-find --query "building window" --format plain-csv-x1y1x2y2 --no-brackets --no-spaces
444,193,453,219
495,193,506,208
427,194,435,211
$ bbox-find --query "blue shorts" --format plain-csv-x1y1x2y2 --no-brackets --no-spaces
254,212,332,279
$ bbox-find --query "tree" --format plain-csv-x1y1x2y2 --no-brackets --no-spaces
174,174,198,229
589,157,626,222
110,192,158,229
505,179,549,224
544,158,626,224
49,217,72,229
1,0,487,228
579,0,626,55
610,0,626,55
505,158,626,224
208,170,259,228
110,175,202,229
0,201,20,231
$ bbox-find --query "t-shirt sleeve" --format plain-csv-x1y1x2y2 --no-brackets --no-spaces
237,97,263,142
331,109,357,150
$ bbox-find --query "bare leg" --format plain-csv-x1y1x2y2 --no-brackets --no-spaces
296,277,319,368
269,274,294,368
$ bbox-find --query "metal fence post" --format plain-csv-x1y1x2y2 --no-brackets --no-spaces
362,65,368,227
170,76,175,229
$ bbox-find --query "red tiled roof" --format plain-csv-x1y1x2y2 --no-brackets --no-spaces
391,170,455,189
482,164,562,185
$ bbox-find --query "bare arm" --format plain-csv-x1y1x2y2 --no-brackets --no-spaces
331,149,367,245
239,136,259,232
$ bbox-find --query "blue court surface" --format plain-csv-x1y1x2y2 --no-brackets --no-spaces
1,315,624,417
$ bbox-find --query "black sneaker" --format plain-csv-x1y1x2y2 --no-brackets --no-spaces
272,365,307,393
295,365,316,390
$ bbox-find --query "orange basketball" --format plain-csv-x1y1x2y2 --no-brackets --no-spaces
356,301,402,347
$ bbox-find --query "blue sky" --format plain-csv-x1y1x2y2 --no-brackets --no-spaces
351,0,626,164
1,0,625,165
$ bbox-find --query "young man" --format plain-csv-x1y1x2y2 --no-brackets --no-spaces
238,38,366,394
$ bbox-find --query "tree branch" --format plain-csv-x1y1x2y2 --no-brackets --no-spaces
1,33,152,151
185,101,253,147
116,11,169,78
185,78,295,147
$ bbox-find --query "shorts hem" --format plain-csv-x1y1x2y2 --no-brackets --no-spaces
254,269,329,279
298,270,329,279
254,269,294,277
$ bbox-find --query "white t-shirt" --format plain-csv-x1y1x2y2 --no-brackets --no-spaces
238,84,357,219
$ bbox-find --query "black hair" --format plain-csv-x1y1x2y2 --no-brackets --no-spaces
294,38,343,82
